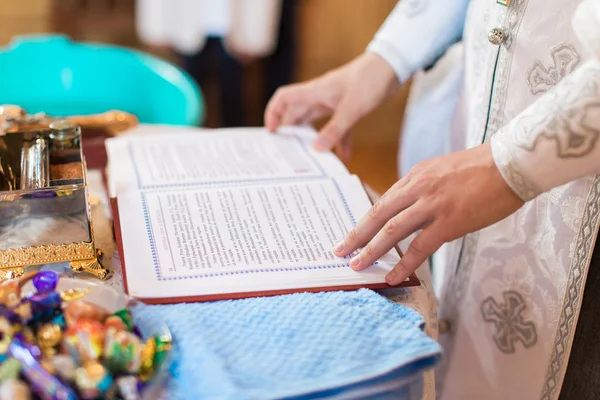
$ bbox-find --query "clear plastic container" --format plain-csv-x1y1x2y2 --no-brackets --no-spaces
21,278,173,400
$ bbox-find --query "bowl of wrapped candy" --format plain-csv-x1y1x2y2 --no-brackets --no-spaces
0,270,172,399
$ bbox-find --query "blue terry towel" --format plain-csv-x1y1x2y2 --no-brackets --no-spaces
133,289,441,400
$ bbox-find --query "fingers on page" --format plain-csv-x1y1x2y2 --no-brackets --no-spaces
335,187,414,257
351,205,430,271
386,226,443,285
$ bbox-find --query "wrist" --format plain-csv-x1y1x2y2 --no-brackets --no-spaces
351,52,401,94
366,40,412,85
490,134,541,202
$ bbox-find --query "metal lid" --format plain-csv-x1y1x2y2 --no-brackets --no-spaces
49,119,77,131
49,119,80,141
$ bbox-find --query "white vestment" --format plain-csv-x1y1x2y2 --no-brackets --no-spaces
398,42,464,178
368,0,600,398
398,43,466,295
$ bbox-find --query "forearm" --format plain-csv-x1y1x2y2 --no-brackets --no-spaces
366,0,469,84
491,1,600,201
492,60,600,201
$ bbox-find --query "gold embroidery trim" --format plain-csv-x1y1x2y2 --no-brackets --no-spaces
0,242,96,268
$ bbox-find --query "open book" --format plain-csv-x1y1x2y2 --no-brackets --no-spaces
106,125,418,303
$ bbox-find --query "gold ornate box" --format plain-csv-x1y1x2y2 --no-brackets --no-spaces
0,106,137,282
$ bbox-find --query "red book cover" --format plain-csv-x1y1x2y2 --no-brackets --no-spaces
110,197,420,304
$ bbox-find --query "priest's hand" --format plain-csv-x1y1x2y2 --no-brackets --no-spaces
264,53,399,162
333,143,525,285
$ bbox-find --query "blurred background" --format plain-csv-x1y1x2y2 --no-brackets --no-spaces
0,0,410,194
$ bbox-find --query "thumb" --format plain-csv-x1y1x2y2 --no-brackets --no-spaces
385,227,442,286
335,134,352,163
313,95,365,151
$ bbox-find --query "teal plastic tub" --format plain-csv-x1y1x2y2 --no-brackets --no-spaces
0,35,203,126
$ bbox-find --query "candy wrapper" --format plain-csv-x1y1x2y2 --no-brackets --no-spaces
0,271,171,399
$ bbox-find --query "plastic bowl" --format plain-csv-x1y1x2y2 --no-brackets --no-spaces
20,277,172,400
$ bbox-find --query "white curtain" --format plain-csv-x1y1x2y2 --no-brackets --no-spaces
134,0,282,57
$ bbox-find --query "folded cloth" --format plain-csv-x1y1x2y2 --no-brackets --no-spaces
133,289,441,400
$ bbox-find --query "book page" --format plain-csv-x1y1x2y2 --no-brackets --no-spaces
118,176,401,299
106,125,348,196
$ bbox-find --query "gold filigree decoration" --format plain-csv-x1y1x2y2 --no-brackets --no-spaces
0,242,96,268
0,267,24,281
70,249,112,281
88,195,102,208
